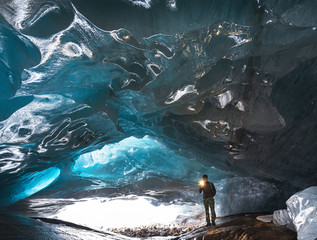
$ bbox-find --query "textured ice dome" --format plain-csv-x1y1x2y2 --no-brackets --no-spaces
0,0,316,233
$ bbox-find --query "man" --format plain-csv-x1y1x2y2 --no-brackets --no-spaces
199,174,216,226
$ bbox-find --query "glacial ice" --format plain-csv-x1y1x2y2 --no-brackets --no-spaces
273,209,295,231
287,187,317,240
214,177,281,216
273,186,317,240
0,1,316,234
73,135,229,184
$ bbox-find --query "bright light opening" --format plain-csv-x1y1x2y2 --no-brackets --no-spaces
48,196,203,229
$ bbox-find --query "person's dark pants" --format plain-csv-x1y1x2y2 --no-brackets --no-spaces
203,197,216,224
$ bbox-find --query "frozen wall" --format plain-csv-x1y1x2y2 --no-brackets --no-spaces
0,0,316,215
274,186,317,240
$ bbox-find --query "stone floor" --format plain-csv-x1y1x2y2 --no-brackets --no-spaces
176,214,297,240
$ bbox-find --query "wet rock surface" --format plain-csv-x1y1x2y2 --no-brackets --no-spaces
108,225,197,237
178,214,297,240
107,213,297,239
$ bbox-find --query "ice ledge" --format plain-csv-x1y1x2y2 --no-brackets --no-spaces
273,186,317,240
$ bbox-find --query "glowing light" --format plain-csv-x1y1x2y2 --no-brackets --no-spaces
11,167,60,204
49,196,202,229
123,35,130,40
199,180,205,187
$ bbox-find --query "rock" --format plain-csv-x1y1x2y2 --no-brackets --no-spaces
179,214,296,240
256,214,273,223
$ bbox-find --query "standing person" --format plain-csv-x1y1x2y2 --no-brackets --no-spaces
199,174,216,226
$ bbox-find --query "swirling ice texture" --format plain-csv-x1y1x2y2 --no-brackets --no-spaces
0,0,316,208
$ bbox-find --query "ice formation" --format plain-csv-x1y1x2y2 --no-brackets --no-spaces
273,186,317,240
273,209,295,230
0,0,316,236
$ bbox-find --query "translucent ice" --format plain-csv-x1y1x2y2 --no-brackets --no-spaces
0,0,316,215
273,186,317,240
215,177,280,216
287,187,317,240
1,167,60,206
273,209,295,231
73,135,230,185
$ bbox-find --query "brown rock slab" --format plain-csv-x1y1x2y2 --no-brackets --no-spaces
193,215,296,240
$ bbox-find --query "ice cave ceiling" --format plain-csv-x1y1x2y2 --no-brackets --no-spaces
0,0,316,209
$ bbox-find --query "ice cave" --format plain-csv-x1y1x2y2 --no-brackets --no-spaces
0,0,316,239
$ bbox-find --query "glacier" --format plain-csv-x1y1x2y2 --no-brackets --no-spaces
0,0,317,238
273,186,317,240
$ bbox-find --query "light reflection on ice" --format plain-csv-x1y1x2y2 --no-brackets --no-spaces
129,0,152,9
0,161,21,173
61,42,82,57
0,96,57,144
167,0,177,10
7,167,61,204
235,101,245,111
193,120,230,134
193,120,214,132
228,35,252,47
49,196,202,229
165,85,197,104
217,90,232,108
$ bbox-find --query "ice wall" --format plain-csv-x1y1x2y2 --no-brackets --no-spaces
0,0,316,212
274,186,317,240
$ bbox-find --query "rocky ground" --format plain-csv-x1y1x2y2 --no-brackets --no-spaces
108,225,198,237
108,213,297,239
177,214,297,240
